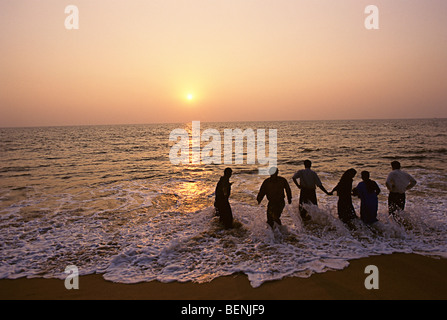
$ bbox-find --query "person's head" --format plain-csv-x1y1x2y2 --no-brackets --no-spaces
347,168,357,179
269,167,279,177
391,161,401,170
304,160,312,168
361,171,370,181
224,167,232,178
340,168,357,182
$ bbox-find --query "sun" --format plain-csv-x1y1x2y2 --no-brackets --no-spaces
186,93,194,101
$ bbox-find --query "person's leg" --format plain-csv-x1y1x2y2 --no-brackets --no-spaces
267,201,285,228
266,206,275,228
219,202,233,229
361,201,379,224
274,201,285,226
299,189,315,220
266,202,274,228
388,192,397,215
388,192,405,215
308,189,318,206
298,191,307,219
338,200,356,223
399,193,406,211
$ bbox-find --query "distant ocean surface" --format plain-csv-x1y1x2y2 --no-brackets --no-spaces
1,119,446,287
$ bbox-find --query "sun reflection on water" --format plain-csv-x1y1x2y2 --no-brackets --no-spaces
176,180,212,213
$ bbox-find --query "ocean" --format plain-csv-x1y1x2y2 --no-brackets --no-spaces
1,119,446,287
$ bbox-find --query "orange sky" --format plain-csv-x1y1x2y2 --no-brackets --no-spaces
1,0,446,127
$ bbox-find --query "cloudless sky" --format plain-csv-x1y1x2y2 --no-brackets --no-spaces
1,0,446,127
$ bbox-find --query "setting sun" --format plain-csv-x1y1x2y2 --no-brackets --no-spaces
187,93,194,101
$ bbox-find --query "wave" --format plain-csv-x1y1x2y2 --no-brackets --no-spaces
1,196,445,287
382,155,428,160
0,166,31,173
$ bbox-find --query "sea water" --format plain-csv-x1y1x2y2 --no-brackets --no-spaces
1,119,446,287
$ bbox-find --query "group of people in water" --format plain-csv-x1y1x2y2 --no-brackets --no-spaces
214,160,417,230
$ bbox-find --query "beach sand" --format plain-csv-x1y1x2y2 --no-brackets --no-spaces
1,253,446,300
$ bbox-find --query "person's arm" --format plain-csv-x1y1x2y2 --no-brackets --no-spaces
385,173,393,191
318,185,330,195
374,181,381,195
223,180,231,199
315,173,329,195
284,180,292,204
292,172,301,189
257,181,266,204
215,181,220,196
329,184,338,196
407,174,417,191
352,185,359,197
292,177,301,189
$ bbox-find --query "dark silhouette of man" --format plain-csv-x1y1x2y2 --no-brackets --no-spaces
353,171,381,224
257,167,292,228
386,161,417,215
214,168,233,229
292,160,330,221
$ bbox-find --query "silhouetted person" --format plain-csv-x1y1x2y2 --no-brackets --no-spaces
292,159,330,221
257,167,292,228
330,169,358,223
353,171,380,224
386,161,416,215
214,168,233,229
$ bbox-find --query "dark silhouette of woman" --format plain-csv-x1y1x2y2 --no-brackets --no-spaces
214,168,233,229
330,169,358,223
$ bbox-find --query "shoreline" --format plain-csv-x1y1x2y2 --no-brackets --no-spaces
1,253,446,300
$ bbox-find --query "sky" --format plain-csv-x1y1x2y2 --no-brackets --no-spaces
1,0,446,127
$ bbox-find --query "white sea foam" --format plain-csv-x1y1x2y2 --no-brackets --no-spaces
1,181,447,287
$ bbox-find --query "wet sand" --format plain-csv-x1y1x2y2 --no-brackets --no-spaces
1,253,446,300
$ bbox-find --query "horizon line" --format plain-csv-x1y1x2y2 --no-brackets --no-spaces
1,116,446,129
